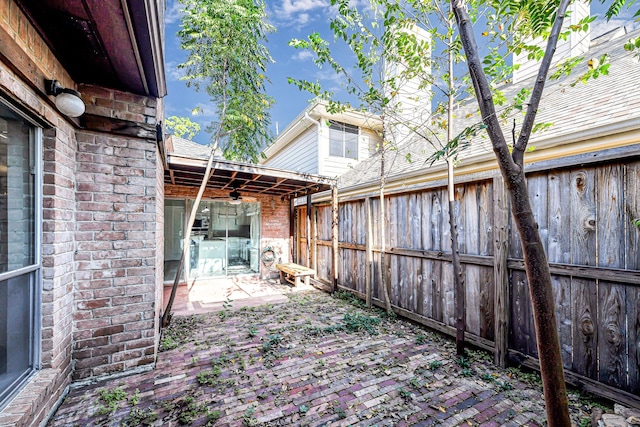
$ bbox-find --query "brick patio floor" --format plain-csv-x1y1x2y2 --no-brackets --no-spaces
47,289,598,426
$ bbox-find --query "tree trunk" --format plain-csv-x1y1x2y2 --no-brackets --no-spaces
451,0,571,424
379,147,392,313
446,18,465,356
162,147,217,327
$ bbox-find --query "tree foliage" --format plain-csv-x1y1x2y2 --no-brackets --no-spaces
165,115,201,140
177,0,275,161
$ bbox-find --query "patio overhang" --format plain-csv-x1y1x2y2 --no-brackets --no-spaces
165,151,336,200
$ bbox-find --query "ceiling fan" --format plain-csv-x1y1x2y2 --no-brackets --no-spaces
210,188,257,204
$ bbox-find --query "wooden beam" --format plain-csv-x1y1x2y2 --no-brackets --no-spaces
82,114,156,139
220,171,238,190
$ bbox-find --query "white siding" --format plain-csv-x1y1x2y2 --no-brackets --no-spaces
263,126,319,174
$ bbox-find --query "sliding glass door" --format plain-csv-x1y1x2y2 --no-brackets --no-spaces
189,201,261,278
0,100,41,410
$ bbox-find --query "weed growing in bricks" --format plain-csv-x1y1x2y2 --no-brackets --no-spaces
206,409,222,425
398,387,412,400
129,388,140,406
415,334,428,345
456,357,470,369
176,396,204,425
341,312,381,335
334,290,366,308
428,360,443,370
261,333,282,353
243,405,258,426
160,315,203,352
409,377,421,389
461,367,475,377
496,380,514,391
506,366,542,387
96,386,128,416
299,404,309,414
247,325,258,337
122,407,158,426
480,372,496,382
218,298,234,321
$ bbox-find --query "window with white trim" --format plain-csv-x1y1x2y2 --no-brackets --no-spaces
328,120,358,160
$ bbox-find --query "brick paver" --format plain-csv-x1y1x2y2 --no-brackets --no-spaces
47,290,596,426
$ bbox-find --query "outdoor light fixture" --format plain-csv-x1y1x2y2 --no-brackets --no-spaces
45,79,85,118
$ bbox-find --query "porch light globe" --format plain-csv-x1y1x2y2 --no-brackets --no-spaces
229,199,242,205
55,92,85,117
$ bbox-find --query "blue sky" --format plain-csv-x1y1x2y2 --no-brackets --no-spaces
163,0,637,147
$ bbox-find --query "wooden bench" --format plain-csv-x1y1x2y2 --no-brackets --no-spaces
275,263,315,287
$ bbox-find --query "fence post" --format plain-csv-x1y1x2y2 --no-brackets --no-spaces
312,205,318,272
332,185,339,293
290,198,296,263
365,197,373,307
306,195,312,267
493,176,510,367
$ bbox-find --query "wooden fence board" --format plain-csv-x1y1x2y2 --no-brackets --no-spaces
356,250,366,295
571,278,598,379
571,169,597,266
466,264,481,336
478,182,493,256
597,164,624,269
432,260,443,323
410,193,421,250
627,162,640,270
552,274,572,369
479,265,494,341
528,174,549,255
421,192,433,251
598,282,627,388
423,259,434,318
463,184,480,336
547,170,572,264
431,191,444,251
442,262,455,327
628,286,640,395
510,271,537,357
415,259,426,315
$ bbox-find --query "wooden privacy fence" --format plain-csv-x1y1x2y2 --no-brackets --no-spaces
296,152,640,408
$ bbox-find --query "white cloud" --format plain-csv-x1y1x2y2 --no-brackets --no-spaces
291,50,314,61
192,103,218,119
591,9,640,39
165,0,183,25
165,61,185,82
271,0,330,28
279,0,328,15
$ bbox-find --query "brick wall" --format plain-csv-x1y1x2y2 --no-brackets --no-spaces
0,15,75,423
72,84,161,379
0,0,163,424
165,185,291,278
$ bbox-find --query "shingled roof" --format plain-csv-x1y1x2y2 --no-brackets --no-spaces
338,26,640,191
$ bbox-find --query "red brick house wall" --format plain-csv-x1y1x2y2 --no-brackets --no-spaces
0,0,163,425
165,184,291,278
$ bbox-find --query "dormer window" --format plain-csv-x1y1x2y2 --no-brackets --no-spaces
328,120,358,160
